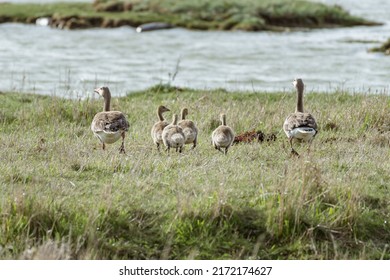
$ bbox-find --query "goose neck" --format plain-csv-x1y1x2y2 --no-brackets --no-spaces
181,110,187,120
157,108,165,121
172,114,178,125
221,114,227,126
295,87,304,113
104,95,111,112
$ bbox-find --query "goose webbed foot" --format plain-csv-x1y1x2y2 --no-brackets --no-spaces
119,145,126,154
290,149,300,157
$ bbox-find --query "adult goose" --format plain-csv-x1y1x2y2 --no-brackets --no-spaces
178,108,198,150
151,105,170,151
91,86,129,154
162,114,185,153
283,78,318,156
212,113,235,155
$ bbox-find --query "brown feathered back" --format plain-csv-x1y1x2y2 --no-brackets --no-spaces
283,112,317,133
91,111,129,133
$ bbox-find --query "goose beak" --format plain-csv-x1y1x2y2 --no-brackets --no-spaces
292,79,297,87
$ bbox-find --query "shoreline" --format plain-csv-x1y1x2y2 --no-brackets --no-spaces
370,38,390,55
1,83,390,100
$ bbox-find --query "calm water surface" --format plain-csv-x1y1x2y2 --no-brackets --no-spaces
0,0,389,97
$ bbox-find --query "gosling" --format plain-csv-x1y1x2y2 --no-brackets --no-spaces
178,108,198,150
162,114,185,153
151,105,170,151
211,113,235,155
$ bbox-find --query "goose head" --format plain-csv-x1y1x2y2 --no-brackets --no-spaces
293,78,304,92
94,86,111,99
181,108,189,120
158,105,170,114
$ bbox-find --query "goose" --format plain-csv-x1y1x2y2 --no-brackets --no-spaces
162,114,185,153
150,105,170,151
212,113,235,155
178,108,198,149
283,78,318,156
91,86,129,154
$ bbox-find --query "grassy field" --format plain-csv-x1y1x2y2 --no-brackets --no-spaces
0,85,389,260
0,0,379,30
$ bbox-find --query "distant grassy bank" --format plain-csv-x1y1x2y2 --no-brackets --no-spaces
370,38,390,55
0,85,389,259
0,0,380,31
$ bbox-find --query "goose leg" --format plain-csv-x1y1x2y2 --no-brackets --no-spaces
307,138,314,154
102,142,106,150
191,138,197,150
291,150,300,157
289,138,299,157
156,142,160,152
119,132,126,154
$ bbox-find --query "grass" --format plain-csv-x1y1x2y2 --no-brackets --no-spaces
0,0,380,31
0,85,389,260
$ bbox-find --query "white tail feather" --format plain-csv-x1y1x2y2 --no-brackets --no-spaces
290,127,316,141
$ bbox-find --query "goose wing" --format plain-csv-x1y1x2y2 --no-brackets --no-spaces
284,112,317,133
91,111,129,133
178,120,197,131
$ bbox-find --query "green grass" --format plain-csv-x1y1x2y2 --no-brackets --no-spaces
0,0,379,31
0,85,389,259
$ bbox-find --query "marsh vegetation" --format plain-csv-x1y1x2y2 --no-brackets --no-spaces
370,38,390,55
0,0,380,30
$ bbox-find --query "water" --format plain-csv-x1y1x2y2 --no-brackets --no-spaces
1,0,389,97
